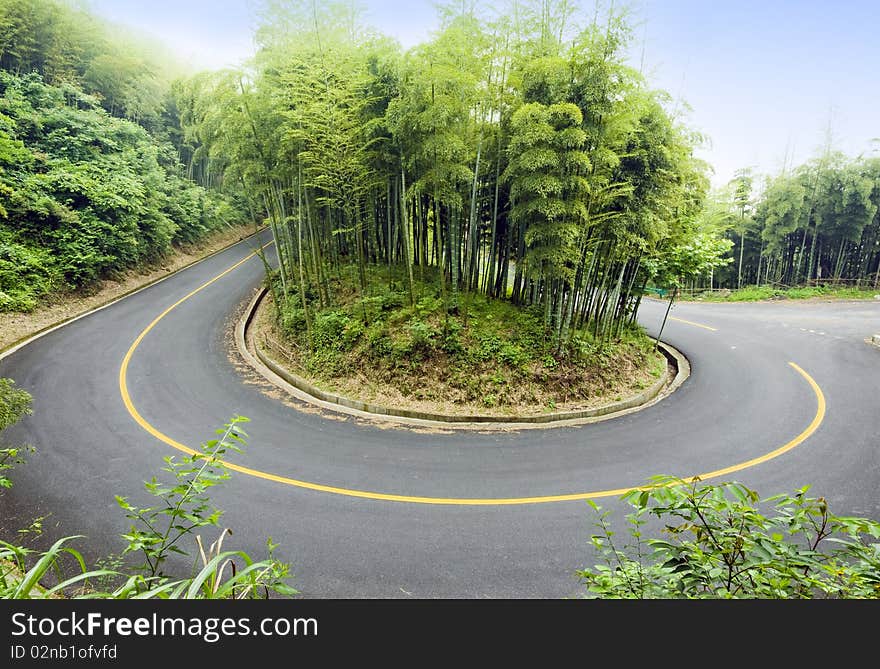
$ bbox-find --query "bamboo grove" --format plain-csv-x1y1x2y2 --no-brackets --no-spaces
710,156,880,290
177,1,720,350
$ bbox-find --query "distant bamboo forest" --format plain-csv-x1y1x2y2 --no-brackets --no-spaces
706,159,880,291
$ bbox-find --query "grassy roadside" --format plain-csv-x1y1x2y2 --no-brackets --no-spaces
0,222,262,353
677,285,880,303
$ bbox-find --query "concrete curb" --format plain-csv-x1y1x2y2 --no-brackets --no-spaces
236,286,690,431
0,226,266,362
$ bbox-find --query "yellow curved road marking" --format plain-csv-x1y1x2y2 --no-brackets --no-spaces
120,253,826,506
670,316,718,332
694,362,825,480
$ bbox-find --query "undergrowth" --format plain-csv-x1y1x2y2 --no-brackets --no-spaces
273,266,664,412
679,285,879,302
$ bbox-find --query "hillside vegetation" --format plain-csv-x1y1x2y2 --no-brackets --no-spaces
693,159,880,292
0,0,246,312
679,285,880,303
267,267,666,415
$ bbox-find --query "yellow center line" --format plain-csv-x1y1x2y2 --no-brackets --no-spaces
670,316,718,332
119,252,826,506
695,362,825,479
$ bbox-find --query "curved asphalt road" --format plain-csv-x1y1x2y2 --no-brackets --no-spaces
2,230,879,598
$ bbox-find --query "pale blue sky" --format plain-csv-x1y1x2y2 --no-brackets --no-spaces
87,1,880,188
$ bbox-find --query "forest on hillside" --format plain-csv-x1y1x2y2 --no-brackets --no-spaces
2,0,877,328
0,0,246,312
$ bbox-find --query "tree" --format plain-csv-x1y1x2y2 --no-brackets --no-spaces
645,220,732,348
718,153,880,290
170,0,722,363
0,60,245,312
504,94,589,338
730,167,753,288
386,14,482,304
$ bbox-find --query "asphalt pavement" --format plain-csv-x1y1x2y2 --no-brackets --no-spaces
2,231,878,598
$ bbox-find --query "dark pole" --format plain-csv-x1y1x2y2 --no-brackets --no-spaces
655,286,678,351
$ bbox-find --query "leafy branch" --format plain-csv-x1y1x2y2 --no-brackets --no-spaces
579,476,880,599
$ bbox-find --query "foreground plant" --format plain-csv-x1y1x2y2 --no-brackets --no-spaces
116,416,250,578
0,378,32,489
579,476,880,599
0,537,116,599
1,416,296,600
112,416,295,599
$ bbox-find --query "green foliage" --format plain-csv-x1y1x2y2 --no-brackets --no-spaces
1,536,116,599
310,311,354,351
705,153,880,289
116,417,247,579
505,99,588,289
439,318,463,354
0,443,29,490
579,477,880,599
681,284,879,303
2,416,296,600
386,14,479,207
0,0,180,127
0,377,31,432
647,231,734,290
281,307,308,338
174,1,716,357
408,318,438,352
498,341,528,367
0,70,244,310
0,377,32,489
275,266,662,408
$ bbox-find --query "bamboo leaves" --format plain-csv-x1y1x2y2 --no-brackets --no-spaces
173,0,716,352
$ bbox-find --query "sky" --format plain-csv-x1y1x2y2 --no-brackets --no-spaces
87,0,880,189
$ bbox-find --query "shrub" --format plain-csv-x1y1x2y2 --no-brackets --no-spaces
311,311,351,351
414,295,442,317
0,238,60,312
2,417,296,600
579,476,880,599
498,342,528,367
0,378,32,489
381,291,406,311
281,306,308,338
440,319,463,354
408,319,437,352
476,333,503,361
358,295,386,322
366,321,392,358
342,318,364,348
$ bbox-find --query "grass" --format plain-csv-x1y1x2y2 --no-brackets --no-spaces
266,265,666,416
678,285,880,303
